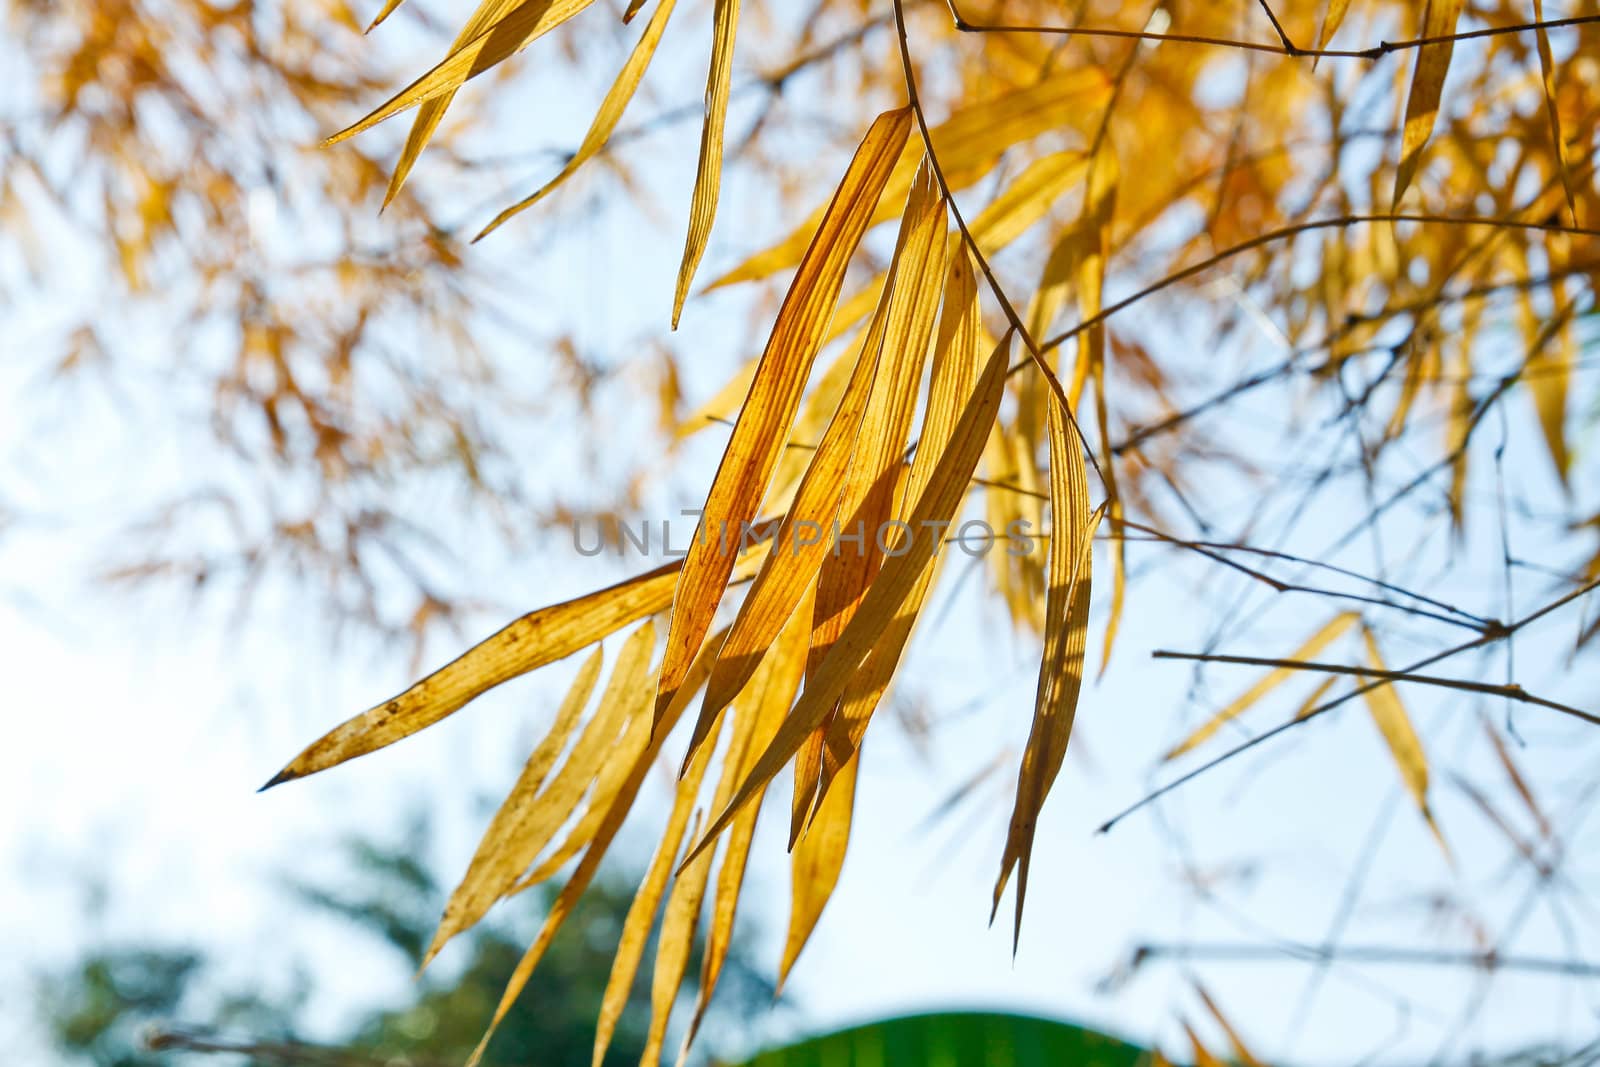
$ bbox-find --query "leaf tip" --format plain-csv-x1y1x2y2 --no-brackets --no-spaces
257,768,295,792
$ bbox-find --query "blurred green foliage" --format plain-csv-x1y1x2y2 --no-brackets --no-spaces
36,821,773,1066
724,1011,1150,1067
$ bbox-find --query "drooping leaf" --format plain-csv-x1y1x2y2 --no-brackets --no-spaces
590,702,725,1067
1392,0,1464,205
420,646,605,967
779,746,858,989
801,159,945,835
640,810,715,1067
1532,0,1578,225
682,601,810,1057
688,302,887,770
707,71,1107,290
1163,613,1359,760
816,248,980,803
684,331,1012,862
652,107,914,727
1360,628,1449,857
466,621,718,1067
1193,984,1264,1067
994,469,1103,943
1312,0,1354,58
261,560,682,788
671,0,740,326
475,0,679,239
328,0,598,153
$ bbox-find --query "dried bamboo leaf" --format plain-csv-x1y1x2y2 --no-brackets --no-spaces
1484,716,1553,841
671,0,740,326
993,452,1104,944
779,747,858,990
1532,0,1578,225
688,301,887,767
1360,629,1450,857
816,249,979,802
1393,0,1464,205
652,107,914,728
641,811,715,1067
801,160,945,834
707,71,1106,290
466,622,714,1067
1194,984,1264,1067
1312,0,1353,58
475,0,678,239
590,707,725,1067
684,332,1012,863
262,560,681,788
1164,613,1360,761
344,0,599,206
681,605,810,1058
420,647,604,967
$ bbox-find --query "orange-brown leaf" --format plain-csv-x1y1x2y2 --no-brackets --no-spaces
652,107,914,728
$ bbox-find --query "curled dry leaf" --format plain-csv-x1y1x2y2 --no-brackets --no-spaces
994,408,1103,944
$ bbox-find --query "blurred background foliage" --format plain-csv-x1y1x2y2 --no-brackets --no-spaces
37,821,775,1067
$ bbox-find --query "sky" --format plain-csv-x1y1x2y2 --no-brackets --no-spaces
5,3,1600,1065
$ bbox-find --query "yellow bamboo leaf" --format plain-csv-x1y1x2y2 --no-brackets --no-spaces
706,70,1107,290
790,721,828,847
262,560,681,788
641,811,715,1067
1360,628,1449,856
327,0,597,152
684,331,1012,863
466,623,713,1067
1292,674,1340,722
366,0,407,31
1392,0,1464,206
1182,1020,1227,1067
474,0,677,240
1193,984,1264,1067
671,0,740,326
816,151,1086,357
683,151,1076,445
681,604,809,1058
815,249,980,802
1520,290,1576,485
779,747,858,990
1313,0,1353,56
419,647,604,967
377,0,592,205
687,292,888,763
511,623,735,896
1163,612,1359,760
590,707,725,1067
993,450,1103,944
652,107,914,727
800,160,945,835
1532,0,1578,225
1079,147,1119,679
